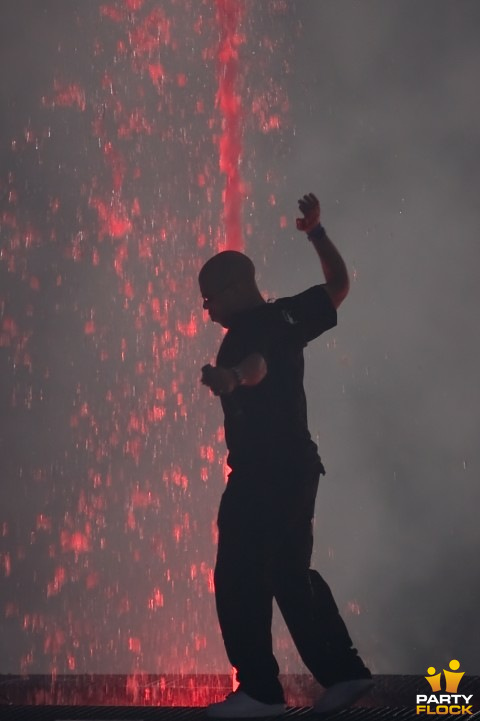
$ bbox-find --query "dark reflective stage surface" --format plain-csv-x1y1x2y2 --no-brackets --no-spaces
1,674,480,720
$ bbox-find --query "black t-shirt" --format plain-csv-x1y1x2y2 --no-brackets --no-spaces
216,284,337,469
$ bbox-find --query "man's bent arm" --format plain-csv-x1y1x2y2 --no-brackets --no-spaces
308,225,350,309
296,193,350,309
201,353,267,395
231,352,267,387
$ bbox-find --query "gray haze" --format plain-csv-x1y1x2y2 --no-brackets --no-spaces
0,0,479,678
279,0,480,675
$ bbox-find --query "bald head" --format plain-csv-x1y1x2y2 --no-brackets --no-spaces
199,251,256,290
199,251,265,327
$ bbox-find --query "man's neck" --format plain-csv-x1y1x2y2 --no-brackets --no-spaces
225,295,266,328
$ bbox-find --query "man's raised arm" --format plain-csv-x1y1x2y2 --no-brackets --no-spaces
296,193,350,309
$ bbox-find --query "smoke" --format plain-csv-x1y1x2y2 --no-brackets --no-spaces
271,0,480,674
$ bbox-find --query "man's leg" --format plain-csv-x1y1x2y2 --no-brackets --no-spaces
277,568,372,686
272,462,371,688
214,471,285,705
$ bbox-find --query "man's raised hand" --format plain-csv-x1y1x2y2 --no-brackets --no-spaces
296,193,321,234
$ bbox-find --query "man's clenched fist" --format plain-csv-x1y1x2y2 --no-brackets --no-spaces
201,364,237,396
296,193,321,234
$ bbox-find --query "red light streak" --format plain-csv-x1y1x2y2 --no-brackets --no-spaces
215,0,246,251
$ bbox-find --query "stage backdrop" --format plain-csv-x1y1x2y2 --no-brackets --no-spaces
1,0,479,676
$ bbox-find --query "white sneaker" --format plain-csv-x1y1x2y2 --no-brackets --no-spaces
314,678,375,715
206,689,286,718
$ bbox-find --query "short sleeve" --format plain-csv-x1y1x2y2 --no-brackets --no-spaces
217,285,337,368
273,285,337,346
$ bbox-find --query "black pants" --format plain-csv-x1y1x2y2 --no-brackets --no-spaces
214,458,371,704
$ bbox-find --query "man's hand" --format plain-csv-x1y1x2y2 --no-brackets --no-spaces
296,192,321,233
201,364,237,396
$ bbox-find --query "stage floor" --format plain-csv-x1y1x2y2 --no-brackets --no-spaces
1,674,479,720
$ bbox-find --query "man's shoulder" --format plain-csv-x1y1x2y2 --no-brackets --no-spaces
272,285,337,342
274,284,328,304
274,285,333,314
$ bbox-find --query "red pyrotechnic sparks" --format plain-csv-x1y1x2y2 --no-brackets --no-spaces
215,0,246,251
0,0,294,682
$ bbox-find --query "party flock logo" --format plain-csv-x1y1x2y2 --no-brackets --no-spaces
416,659,473,715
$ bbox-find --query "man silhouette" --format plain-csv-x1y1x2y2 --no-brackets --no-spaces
200,193,373,717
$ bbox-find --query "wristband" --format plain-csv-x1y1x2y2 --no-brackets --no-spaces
231,365,246,387
307,224,327,242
